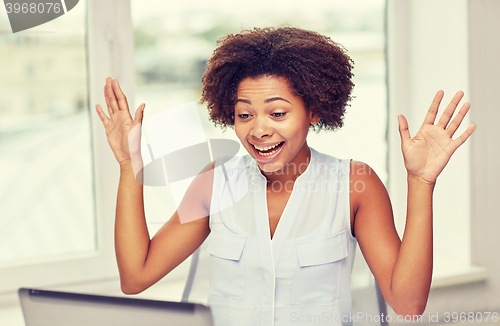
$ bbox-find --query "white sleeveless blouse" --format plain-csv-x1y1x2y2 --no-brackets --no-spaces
207,147,357,326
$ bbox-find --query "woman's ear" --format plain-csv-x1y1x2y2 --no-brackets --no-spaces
309,111,321,125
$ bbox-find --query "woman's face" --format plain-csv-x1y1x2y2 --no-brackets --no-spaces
234,75,320,174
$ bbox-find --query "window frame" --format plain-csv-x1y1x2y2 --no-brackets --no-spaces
0,0,135,296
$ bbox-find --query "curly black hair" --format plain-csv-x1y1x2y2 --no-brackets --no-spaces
200,26,355,132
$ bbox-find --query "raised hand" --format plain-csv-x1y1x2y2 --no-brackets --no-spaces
397,90,476,184
95,77,145,165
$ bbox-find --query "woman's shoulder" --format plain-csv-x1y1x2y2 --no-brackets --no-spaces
349,160,388,211
349,160,381,181
311,148,384,194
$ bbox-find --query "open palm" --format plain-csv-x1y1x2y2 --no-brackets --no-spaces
95,77,145,165
398,91,476,184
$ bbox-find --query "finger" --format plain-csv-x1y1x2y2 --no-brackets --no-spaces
95,104,109,127
398,114,411,146
112,78,130,112
133,103,146,126
452,124,476,151
106,78,120,113
437,91,464,128
104,84,113,116
423,90,444,125
446,101,470,137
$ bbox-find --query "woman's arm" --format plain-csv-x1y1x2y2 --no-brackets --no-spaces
96,77,212,294
116,159,212,294
114,159,149,294
352,90,475,316
351,163,433,316
390,173,434,313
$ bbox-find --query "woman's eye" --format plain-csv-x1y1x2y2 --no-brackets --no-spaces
272,112,286,118
237,114,250,119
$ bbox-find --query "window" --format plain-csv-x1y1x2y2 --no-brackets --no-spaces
0,0,117,294
0,4,94,266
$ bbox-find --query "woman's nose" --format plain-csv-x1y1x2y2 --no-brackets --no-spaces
250,116,272,138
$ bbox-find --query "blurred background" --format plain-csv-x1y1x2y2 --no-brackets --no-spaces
1,0,499,325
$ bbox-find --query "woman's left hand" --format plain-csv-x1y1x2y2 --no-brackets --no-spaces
398,90,476,184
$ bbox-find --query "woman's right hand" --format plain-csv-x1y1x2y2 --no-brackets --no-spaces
95,77,145,166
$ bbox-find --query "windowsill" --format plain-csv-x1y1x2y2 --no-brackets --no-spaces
432,253,488,289
432,264,488,289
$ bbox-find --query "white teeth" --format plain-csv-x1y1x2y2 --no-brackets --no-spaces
253,142,281,151
253,142,283,156
260,148,280,156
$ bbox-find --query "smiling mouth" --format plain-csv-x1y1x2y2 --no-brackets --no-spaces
251,141,285,156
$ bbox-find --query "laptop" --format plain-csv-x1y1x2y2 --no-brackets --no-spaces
18,288,213,326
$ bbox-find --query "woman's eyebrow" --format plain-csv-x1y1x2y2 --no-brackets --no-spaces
236,99,251,104
265,97,291,104
236,97,291,104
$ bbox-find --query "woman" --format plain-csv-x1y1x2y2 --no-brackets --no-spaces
95,27,475,325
